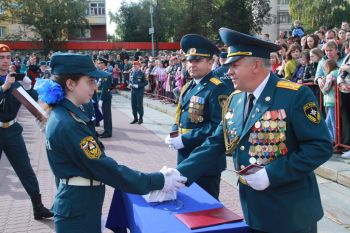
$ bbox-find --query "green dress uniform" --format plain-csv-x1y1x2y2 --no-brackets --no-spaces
130,69,148,123
45,98,164,233
98,70,113,137
177,28,332,233
172,71,230,199
213,65,234,93
0,76,53,219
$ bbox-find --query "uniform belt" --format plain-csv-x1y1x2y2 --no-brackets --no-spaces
179,127,192,134
0,119,16,128
60,177,104,186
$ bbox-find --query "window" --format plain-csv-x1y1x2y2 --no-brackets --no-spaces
0,27,6,38
278,0,289,4
278,12,291,24
77,29,91,39
0,6,4,15
89,2,105,15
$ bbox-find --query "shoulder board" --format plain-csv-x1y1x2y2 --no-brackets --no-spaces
69,112,87,125
276,80,301,91
232,90,242,95
209,77,222,85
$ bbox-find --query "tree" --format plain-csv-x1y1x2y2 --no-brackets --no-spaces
110,0,271,43
1,0,89,54
289,0,350,32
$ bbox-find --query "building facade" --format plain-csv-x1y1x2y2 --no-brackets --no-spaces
0,0,107,41
261,0,292,41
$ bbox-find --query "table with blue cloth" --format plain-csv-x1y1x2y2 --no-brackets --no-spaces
106,183,250,233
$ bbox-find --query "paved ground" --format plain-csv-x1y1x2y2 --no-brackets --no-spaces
0,92,349,233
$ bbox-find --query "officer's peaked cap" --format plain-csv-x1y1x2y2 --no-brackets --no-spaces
180,34,219,61
219,27,281,64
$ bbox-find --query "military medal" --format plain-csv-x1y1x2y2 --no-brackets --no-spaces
249,157,257,164
254,121,261,129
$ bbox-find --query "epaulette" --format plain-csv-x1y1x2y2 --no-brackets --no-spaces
209,77,222,85
69,112,87,125
276,80,301,91
232,90,242,95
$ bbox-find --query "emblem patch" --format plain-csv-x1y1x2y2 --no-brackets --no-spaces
303,102,321,124
189,48,197,54
80,136,102,159
218,95,228,108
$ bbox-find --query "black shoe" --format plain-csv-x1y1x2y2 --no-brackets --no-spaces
130,119,138,124
31,194,54,220
138,118,143,124
99,132,112,138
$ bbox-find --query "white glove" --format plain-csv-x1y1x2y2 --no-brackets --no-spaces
144,190,177,203
132,84,139,88
164,135,171,145
98,100,103,108
165,135,184,150
160,166,187,192
243,167,270,191
18,76,32,90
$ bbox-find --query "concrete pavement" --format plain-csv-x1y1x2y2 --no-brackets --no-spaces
0,92,349,232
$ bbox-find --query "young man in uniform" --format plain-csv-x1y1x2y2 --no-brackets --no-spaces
96,57,113,138
0,44,53,220
162,28,332,233
129,61,148,124
164,34,230,199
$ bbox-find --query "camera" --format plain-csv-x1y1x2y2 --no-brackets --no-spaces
10,73,25,81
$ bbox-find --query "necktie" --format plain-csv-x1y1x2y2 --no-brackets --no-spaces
185,81,196,98
244,94,255,124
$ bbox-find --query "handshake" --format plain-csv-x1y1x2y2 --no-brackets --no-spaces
145,166,187,203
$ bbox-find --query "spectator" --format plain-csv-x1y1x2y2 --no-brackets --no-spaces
319,59,338,142
262,33,271,41
337,29,347,54
291,20,305,38
300,36,307,49
119,48,129,61
305,34,320,50
341,21,350,32
337,51,350,152
306,48,324,83
316,30,326,46
284,43,302,80
270,52,281,74
292,49,310,83
134,48,141,61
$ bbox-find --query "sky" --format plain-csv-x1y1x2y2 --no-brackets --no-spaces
106,0,140,35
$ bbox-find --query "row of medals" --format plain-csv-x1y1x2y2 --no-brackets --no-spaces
188,96,205,123
248,109,288,165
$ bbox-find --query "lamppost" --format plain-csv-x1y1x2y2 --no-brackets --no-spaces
149,5,155,57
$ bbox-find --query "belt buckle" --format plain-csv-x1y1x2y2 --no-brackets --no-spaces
2,122,9,128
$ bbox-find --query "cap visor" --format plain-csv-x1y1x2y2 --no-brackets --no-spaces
224,56,244,65
186,55,209,61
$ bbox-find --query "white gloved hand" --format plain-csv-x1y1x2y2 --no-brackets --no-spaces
144,190,177,203
164,135,171,145
243,168,270,191
166,135,184,150
98,100,103,108
18,75,32,90
132,84,139,88
160,167,187,192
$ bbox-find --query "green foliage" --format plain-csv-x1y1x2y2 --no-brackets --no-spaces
110,0,271,42
289,0,350,31
1,0,89,53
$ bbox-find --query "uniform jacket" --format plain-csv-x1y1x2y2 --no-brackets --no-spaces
45,98,164,194
213,65,234,93
130,70,148,92
97,71,112,101
177,74,332,232
172,71,230,175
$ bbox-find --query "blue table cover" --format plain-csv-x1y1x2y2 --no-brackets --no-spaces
106,183,251,233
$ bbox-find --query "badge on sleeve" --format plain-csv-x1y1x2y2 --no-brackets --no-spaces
303,102,321,124
80,136,102,159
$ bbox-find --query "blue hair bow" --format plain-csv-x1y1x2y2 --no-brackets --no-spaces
34,78,64,105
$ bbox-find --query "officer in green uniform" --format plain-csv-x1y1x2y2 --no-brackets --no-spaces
165,34,230,199
129,61,148,124
171,28,332,233
38,53,186,233
96,57,113,138
213,52,234,92
0,44,53,220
